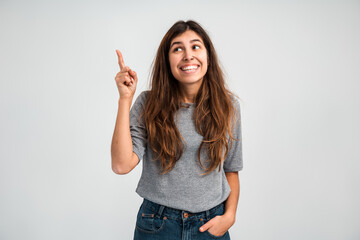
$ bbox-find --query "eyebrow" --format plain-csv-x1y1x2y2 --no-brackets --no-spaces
170,39,203,48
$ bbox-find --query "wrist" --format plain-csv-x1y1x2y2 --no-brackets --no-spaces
223,212,236,225
119,95,133,101
118,97,133,109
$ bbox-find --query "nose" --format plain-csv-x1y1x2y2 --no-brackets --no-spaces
183,50,194,61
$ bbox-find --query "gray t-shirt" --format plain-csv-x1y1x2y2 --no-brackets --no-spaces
130,90,243,213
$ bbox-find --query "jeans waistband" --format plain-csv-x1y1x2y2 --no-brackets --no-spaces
142,198,225,221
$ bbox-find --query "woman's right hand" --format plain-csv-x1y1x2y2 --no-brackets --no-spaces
114,49,138,100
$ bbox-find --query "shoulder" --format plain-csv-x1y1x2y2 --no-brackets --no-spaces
227,93,242,126
139,90,151,98
133,90,150,107
229,93,241,111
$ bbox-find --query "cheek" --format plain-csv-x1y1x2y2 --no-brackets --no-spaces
201,54,208,70
202,64,208,75
168,56,178,73
200,52,208,66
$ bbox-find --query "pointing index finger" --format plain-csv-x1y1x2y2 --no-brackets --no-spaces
116,49,125,70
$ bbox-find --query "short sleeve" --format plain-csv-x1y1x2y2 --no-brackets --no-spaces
223,98,243,172
130,91,149,162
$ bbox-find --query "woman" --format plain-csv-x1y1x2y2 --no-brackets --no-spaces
111,20,243,240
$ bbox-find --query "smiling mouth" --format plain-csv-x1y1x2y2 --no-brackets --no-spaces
180,65,199,72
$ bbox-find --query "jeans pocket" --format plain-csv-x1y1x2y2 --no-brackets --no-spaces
203,204,228,239
135,205,166,234
205,229,229,239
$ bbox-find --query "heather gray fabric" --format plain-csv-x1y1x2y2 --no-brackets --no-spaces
129,90,243,213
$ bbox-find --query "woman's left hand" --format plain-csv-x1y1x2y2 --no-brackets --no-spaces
199,214,235,236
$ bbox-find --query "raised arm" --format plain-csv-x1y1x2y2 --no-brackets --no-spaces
111,49,139,175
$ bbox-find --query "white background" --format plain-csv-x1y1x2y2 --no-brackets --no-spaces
0,0,359,239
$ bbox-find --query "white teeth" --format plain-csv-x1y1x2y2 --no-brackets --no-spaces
181,65,198,71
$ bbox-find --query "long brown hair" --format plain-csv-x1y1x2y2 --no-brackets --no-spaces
142,20,239,176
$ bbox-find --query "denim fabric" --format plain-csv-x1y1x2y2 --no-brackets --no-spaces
134,198,231,240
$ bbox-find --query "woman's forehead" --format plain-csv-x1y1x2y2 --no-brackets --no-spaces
170,30,204,45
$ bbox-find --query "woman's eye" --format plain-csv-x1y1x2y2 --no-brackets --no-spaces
193,45,200,50
174,47,182,52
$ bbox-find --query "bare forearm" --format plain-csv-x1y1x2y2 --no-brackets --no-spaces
224,172,240,222
111,98,134,172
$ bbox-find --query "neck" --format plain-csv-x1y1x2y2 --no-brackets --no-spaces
178,81,202,103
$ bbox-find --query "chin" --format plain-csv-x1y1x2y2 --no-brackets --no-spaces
177,78,203,85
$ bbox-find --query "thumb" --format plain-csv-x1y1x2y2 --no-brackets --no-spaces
199,220,213,232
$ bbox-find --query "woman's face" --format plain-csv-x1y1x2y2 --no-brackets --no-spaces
168,30,208,88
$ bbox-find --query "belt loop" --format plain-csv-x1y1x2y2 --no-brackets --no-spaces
157,205,165,218
205,209,210,220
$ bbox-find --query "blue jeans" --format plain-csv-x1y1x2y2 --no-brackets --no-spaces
134,198,231,240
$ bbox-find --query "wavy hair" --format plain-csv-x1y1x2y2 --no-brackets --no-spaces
142,20,239,176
